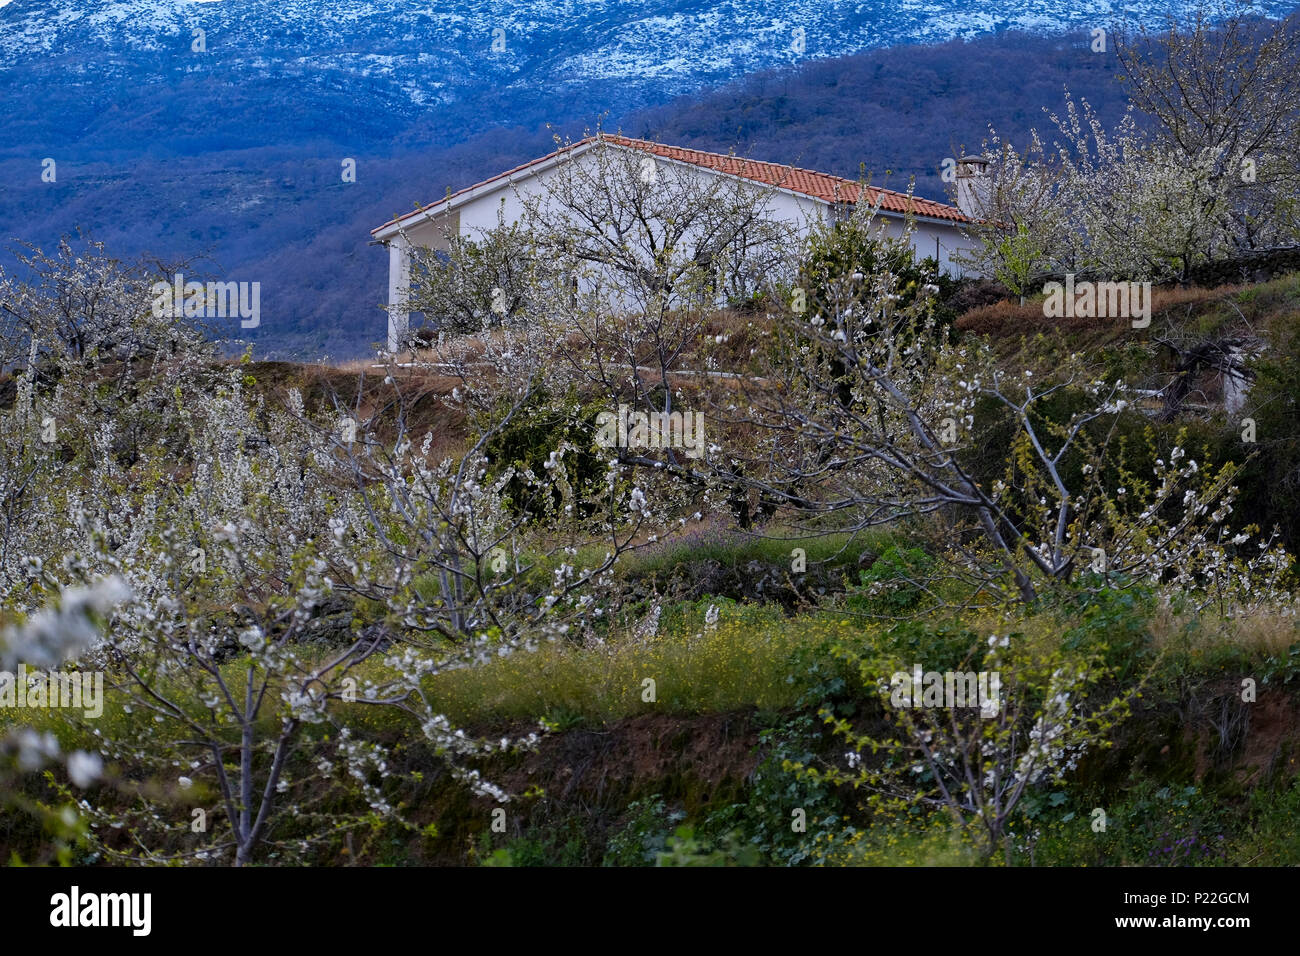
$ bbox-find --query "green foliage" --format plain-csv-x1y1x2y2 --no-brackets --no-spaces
1020,781,1230,867
800,217,955,322
878,617,984,674
1228,776,1300,865
701,711,844,865
483,387,609,522
991,221,1045,298
1053,585,1158,682
654,825,763,866
478,821,591,868
847,545,935,613
1261,640,1300,687
1,772,94,867
602,797,684,866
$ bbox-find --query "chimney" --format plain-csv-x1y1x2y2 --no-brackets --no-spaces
954,156,990,220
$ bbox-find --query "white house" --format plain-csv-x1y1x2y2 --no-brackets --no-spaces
371,134,982,351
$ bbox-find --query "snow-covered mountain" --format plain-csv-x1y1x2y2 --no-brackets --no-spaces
2,0,1279,122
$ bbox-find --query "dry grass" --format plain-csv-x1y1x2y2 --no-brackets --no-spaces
237,313,781,465
237,359,466,457
1147,601,1300,659
954,281,1249,340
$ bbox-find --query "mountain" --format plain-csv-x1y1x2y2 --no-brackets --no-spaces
0,0,1241,136
2,0,1297,357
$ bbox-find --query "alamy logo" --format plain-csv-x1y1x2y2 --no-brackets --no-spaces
889,665,1002,717
150,273,260,328
0,664,103,718
595,404,705,459
1042,273,1152,328
50,887,151,936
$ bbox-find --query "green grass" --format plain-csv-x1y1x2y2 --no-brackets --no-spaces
617,527,893,579
401,602,867,727
504,526,890,579
8,579,1297,747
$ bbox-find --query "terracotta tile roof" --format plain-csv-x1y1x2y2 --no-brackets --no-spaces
600,135,968,222
372,133,967,235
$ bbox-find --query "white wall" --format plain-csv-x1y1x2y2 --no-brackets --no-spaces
383,146,977,348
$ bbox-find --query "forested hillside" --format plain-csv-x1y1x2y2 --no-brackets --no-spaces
629,31,1136,199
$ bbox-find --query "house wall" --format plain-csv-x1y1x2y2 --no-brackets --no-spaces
383,148,977,349
399,210,458,253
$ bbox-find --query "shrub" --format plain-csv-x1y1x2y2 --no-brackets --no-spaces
847,545,935,614
799,214,957,326
483,386,610,521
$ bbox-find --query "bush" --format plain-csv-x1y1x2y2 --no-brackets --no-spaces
483,387,610,521
602,797,683,866
798,216,957,326
846,545,934,613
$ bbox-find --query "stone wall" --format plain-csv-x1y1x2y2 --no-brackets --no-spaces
1183,246,1300,287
